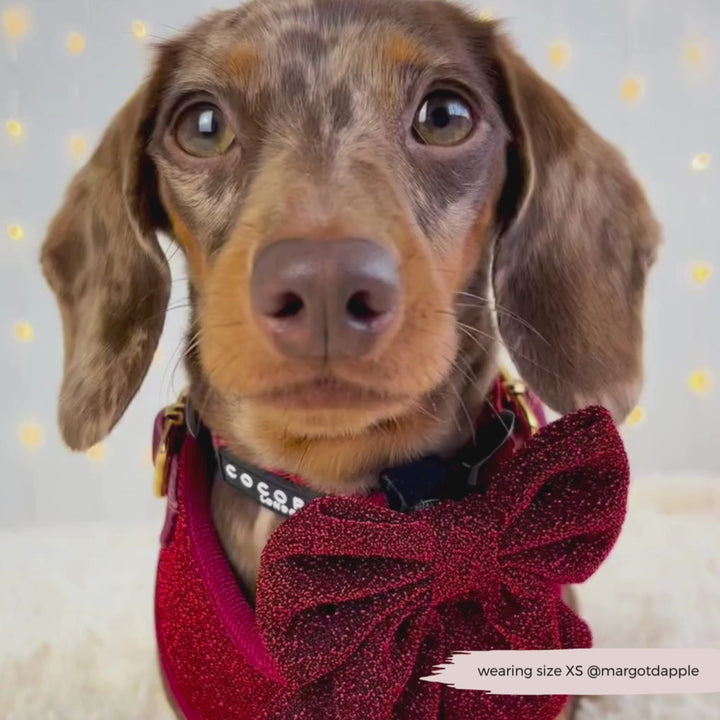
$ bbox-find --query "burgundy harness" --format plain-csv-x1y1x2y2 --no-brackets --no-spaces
153,377,629,720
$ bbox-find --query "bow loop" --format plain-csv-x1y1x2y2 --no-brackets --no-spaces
485,406,629,585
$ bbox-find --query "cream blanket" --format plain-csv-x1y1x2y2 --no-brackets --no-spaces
1,475,719,719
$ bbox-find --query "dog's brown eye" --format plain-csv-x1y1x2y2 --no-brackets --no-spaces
413,91,474,147
175,103,235,157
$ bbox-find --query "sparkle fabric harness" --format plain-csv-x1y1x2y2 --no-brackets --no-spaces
152,378,629,720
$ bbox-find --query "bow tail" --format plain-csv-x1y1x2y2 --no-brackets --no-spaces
556,599,592,648
328,606,438,720
390,611,446,720
436,601,572,720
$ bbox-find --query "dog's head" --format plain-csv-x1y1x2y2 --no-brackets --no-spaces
41,0,659,478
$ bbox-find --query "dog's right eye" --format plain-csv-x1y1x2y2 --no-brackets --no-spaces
174,103,235,158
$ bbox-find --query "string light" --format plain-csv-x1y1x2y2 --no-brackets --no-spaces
620,75,644,103
132,20,148,40
690,261,713,287
66,31,85,55
2,6,30,41
625,406,646,426
151,347,164,368
683,40,711,74
87,443,107,462
13,321,34,342
6,118,24,138
68,134,87,160
688,370,713,396
691,153,710,171
19,422,44,449
548,41,572,70
7,224,24,241
684,43,704,66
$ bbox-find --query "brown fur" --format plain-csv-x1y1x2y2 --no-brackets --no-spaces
41,2,660,715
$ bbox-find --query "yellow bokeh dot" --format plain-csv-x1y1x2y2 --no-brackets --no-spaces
688,370,713,396
13,321,34,342
683,40,711,73
691,153,710,171
132,20,148,40
19,422,44,449
548,41,571,70
6,118,24,138
87,443,106,462
620,75,644,103
477,9,495,22
690,261,713,286
152,347,164,368
625,406,646,426
68,134,87,160
2,6,30,40
684,43,704,66
66,31,85,55
7,224,24,241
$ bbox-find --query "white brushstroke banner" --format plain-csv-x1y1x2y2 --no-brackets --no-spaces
421,649,720,695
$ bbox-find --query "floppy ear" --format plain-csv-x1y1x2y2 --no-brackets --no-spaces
41,76,171,450
490,35,661,422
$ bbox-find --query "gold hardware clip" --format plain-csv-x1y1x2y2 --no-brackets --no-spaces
500,369,540,435
153,392,187,498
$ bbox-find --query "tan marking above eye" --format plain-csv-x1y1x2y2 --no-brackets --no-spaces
381,32,426,66
175,102,236,158
225,44,259,84
413,90,475,147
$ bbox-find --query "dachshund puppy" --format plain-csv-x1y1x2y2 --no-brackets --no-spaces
41,1,659,715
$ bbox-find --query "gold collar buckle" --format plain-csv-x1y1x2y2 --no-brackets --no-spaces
153,391,188,498
500,369,540,435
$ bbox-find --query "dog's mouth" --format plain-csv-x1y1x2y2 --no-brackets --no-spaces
250,375,409,411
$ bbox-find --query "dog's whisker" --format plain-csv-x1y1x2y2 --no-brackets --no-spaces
292,436,313,478
456,320,496,345
446,380,476,439
454,300,543,334
160,334,191,398
406,396,444,424
456,323,489,356
439,313,564,386
454,291,550,345
167,331,201,398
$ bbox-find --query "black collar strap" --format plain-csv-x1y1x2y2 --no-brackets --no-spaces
216,447,322,518
211,407,517,518
379,409,516,512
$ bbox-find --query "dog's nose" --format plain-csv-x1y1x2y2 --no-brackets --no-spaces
250,238,401,359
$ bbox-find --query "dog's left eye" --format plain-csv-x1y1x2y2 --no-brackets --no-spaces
175,103,235,158
413,91,474,147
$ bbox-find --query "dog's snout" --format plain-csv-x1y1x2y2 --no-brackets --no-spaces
250,238,401,359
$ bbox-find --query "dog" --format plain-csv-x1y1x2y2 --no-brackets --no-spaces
41,0,660,717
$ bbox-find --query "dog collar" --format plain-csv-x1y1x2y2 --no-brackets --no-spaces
155,372,544,517
212,407,519,518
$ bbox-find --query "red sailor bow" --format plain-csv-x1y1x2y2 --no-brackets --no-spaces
255,406,629,720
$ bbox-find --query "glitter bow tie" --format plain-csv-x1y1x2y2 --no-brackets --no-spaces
256,406,629,720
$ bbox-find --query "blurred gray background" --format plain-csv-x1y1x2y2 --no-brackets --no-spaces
1,0,718,527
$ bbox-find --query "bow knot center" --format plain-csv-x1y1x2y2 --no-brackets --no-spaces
432,524,500,606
